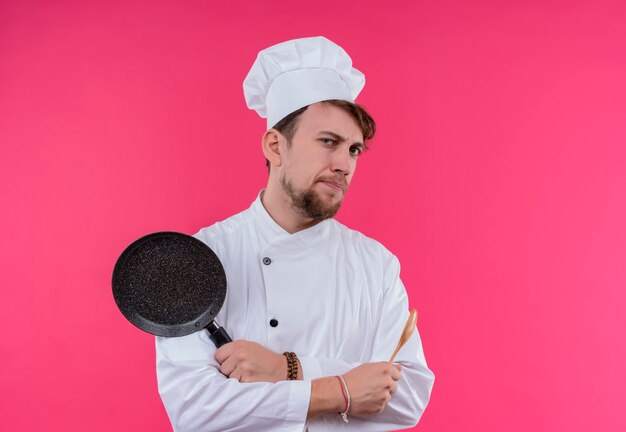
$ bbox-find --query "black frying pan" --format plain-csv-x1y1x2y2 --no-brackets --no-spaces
112,231,232,347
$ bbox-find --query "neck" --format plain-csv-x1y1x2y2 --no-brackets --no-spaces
261,182,320,235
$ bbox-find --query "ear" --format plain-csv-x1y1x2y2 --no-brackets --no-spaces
262,129,283,168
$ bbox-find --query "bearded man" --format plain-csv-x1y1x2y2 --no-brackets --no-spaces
156,36,434,432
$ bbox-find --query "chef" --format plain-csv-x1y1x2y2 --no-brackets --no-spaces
156,36,434,431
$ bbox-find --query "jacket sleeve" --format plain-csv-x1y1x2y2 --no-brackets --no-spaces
298,254,435,431
156,330,310,432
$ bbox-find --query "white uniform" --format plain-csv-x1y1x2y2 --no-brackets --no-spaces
156,193,434,431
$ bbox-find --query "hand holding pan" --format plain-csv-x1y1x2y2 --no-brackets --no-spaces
112,231,232,348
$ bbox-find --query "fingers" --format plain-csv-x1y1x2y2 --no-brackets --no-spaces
214,341,235,364
389,363,402,381
229,367,243,382
371,362,400,381
385,363,400,398
219,355,238,377
216,341,242,377
220,358,246,382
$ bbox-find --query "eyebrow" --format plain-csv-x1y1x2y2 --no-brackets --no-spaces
319,130,368,150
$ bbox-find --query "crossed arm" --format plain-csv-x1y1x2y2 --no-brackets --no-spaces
157,257,434,430
215,339,403,419
157,324,432,431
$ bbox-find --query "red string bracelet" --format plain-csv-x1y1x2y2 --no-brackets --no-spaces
335,375,350,423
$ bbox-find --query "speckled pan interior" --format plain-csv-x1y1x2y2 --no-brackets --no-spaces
112,232,227,337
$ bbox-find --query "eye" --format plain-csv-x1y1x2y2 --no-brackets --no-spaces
319,138,336,145
349,145,363,157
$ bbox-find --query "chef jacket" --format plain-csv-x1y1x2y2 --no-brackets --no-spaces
156,192,434,431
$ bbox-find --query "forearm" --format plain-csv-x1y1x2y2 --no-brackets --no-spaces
307,376,344,419
299,340,434,429
157,335,310,432
303,363,433,431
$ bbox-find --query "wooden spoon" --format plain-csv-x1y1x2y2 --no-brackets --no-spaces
388,308,418,364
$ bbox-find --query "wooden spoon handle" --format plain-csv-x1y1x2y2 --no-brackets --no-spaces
388,308,418,364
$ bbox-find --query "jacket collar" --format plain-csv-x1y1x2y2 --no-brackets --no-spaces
250,190,331,249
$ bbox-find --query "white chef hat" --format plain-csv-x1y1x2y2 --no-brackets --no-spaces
243,36,366,129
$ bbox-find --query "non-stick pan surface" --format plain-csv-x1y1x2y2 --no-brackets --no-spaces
112,231,228,339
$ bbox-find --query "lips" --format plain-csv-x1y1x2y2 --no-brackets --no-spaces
321,181,343,191
317,178,346,192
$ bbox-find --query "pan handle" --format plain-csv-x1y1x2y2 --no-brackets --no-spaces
205,320,232,348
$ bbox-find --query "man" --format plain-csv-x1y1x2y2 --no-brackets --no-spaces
156,36,434,431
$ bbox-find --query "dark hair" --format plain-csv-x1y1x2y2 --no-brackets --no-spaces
266,100,376,170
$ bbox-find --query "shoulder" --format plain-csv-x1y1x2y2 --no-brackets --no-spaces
194,206,254,248
328,219,398,266
328,220,403,297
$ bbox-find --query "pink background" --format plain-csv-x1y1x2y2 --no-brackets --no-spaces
1,1,625,431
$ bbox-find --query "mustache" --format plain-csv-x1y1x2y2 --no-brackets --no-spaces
316,176,348,191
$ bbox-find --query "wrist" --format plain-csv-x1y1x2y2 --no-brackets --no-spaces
307,377,345,419
336,375,351,423
278,353,289,382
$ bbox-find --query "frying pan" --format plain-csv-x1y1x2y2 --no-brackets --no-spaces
112,231,232,348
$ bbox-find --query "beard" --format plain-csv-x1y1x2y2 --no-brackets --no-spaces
280,172,345,221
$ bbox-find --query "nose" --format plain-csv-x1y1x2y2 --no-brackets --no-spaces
330,147,354,176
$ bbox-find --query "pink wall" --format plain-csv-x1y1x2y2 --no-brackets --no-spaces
1,1,625,430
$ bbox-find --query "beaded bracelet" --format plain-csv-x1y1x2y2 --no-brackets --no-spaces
283,352,299,380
